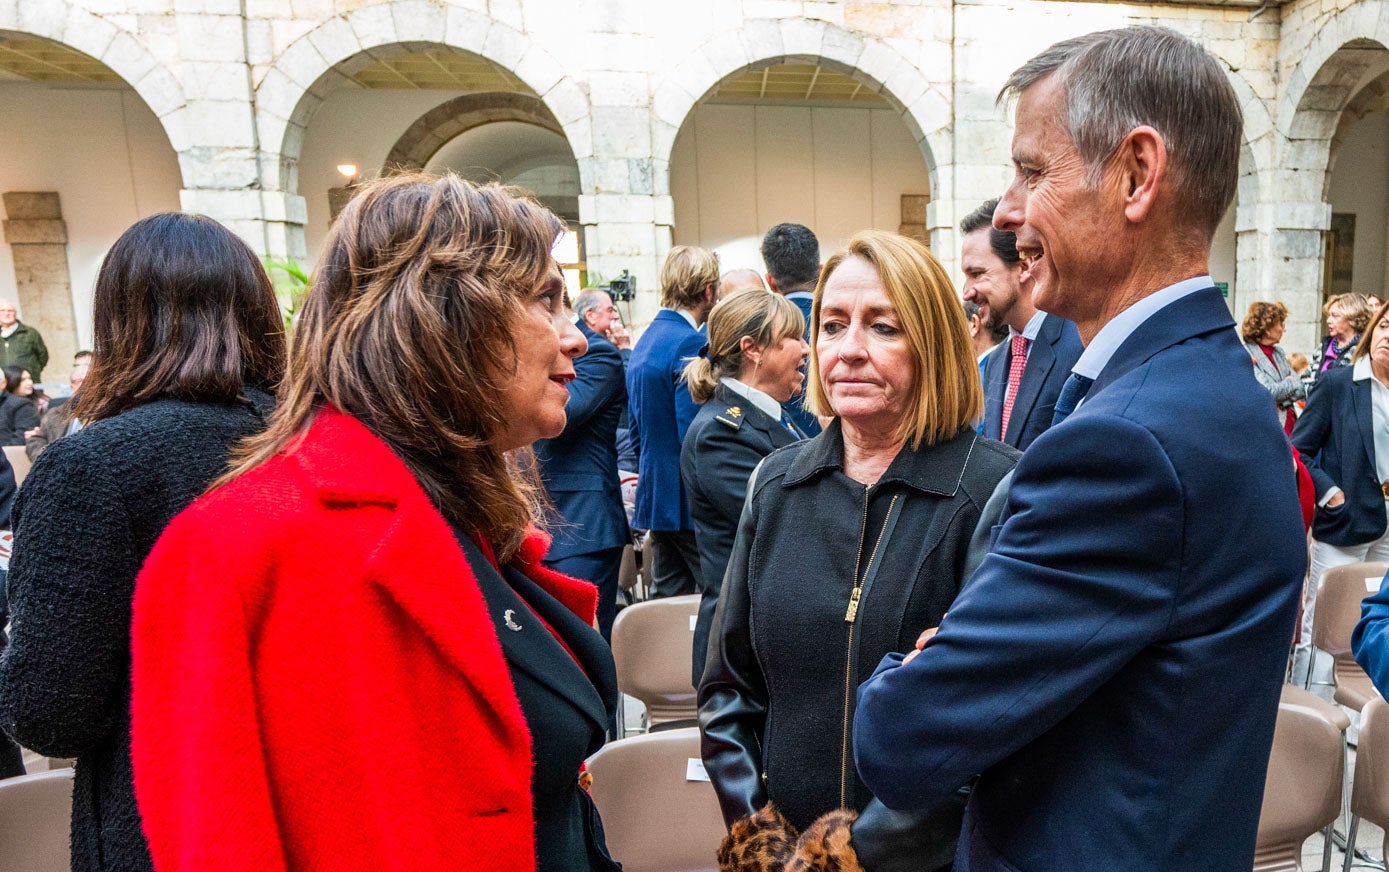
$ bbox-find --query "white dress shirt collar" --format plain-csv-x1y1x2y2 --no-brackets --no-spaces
675,308,700,330
1071,275,1214,380
1011,309,1047,342
719,377,783,422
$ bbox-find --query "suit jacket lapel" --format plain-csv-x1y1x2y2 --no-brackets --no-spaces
982,349,1006,441
1005,319,1058,445
1353,376,1378,474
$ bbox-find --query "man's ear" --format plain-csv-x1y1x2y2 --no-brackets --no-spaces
1116,126,1165,224
765,272,780,293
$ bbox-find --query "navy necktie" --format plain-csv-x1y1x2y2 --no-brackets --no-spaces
1051,373,1095,426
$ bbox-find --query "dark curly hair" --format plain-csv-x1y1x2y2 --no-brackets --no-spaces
1240,301,1288,344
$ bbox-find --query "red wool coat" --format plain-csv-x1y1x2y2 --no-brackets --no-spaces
130,408,598,872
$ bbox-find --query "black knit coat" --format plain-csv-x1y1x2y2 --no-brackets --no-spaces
0,390,274,872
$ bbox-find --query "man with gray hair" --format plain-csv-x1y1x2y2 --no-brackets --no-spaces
854,27,1305,872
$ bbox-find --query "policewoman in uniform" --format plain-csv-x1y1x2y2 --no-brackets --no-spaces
681,287,808,686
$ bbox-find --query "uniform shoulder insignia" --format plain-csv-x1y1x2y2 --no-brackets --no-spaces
714,405,744,429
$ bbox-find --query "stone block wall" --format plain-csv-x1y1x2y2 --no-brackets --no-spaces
2,0,1386,344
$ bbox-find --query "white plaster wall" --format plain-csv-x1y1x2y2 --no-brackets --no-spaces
1329,108,1389,298
669,103,931,274
0,82,181,350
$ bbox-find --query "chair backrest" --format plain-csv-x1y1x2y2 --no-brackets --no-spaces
1254,699,1344,871
1351,697,1389,854
3,445,30,488
586,728,724,872
611,594,700,725
0,767,74,872
1280,684,1351,732
1312,562,1389,658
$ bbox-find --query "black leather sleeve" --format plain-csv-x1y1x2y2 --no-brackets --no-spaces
849,789,969,872
697,471,769,827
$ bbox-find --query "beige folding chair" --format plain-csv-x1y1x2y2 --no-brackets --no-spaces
611,593,700,734
1343,696,1389,871
1308,562,1388,714
3,445,30,488
1255,696,1344,872
586,727,724,872
0,767,74,872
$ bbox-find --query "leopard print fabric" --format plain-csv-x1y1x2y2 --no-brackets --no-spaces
787,808,865,872
718,802,799,872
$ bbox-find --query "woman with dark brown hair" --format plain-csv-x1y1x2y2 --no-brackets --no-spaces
0,211,286,872
0,365,41,445
128,174,620,872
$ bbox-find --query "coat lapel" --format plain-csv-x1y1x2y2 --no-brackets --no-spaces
1004,319,1058,444
1353,376,1378,473
1090,288,1234,398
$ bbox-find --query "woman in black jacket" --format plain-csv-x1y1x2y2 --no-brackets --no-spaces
700,231,1018,872
681,287,809,686
0,213,285,872
0,366,41,445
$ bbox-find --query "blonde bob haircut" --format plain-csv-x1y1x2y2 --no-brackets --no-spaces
806,230,983,448
659,245,721,311
682,287,805,404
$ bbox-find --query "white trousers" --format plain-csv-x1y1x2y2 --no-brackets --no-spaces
1292,504,1389,688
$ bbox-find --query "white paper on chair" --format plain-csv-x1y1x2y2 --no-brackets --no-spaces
689,615,697,631
686,758,710,782
1369,576,1383,592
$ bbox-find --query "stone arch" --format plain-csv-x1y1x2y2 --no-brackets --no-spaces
651,18,945,185
1281,2,1389,201
0,3,187,157
383,92,564,172
255,0,591,192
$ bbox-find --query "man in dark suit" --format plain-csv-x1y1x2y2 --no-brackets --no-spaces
627,246,719,598
853,27,1307,872
962,199,1082,451
761,223,822,437
534,289,629,639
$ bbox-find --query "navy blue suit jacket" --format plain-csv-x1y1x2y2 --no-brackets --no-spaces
1291,366,1388,547
781,293,822,437
853,288,1306,872
627,310,706,531
534,323,629,559
981,313,1083,451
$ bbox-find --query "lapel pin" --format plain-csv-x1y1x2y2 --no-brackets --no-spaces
503,609,523,632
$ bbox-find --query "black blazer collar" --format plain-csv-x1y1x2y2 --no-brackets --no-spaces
455,533,613,733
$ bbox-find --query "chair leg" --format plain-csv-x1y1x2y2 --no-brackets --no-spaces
1344,816,1361,872
1327,822,1337,872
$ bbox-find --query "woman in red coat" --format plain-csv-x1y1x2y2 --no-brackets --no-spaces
130,175,620,872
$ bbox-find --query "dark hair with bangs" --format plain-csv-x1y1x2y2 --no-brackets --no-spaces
221,173,565,560
75,212,286,424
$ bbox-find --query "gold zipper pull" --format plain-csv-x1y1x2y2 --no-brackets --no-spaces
845,586,862,623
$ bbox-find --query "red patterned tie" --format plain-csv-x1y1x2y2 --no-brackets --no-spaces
1000,334,1030,440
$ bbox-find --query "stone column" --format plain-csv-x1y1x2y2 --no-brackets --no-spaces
1,192,78,383
581,67,671,329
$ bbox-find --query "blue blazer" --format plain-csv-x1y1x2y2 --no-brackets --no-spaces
627,310,706,531
1354,571,1389,696
534,323,629,560
981,313,1083,451
1291,365,1388,548
852,288,1306,872
781,293,822,438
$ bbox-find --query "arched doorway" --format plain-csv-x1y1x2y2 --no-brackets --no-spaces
669,60,932,276
0,32,181,376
